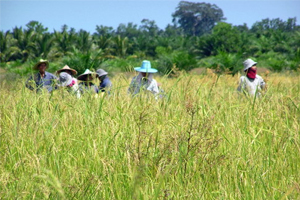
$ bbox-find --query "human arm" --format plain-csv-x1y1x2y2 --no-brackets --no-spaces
128,77,138,95
25,75,35,91
71,84,81,98
258,75,266,90
237,76,246,92
51,74,58,90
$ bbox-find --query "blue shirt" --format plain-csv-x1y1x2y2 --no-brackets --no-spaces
99,76,112,93
26,71,57,92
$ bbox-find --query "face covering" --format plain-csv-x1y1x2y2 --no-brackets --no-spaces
247,67,257,79
68,79,76,87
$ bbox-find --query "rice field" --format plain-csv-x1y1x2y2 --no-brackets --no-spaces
0,72,299,199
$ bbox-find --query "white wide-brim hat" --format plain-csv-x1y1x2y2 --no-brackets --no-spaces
77,69,96,81
243,58,257,72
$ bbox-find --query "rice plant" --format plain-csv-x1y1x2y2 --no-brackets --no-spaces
0,72,299,199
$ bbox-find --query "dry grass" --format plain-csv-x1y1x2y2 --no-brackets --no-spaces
0,72,299,199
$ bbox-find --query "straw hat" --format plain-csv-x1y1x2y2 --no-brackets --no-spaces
134,60,158,73
77,69,95,81
243,58,257,72
33,59,49,70
58,72,73,87
96,69,108,77
56,65,77,76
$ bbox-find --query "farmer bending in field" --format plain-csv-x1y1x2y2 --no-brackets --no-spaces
25,59,57,93
96,68,112,94
237,58,266,97
56,65,78,84
77,69,99,95
128,60,160,98
58,72,81,98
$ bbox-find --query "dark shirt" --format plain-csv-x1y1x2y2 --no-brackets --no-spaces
26,71,57,92
99,76,112,93
79,82,99,94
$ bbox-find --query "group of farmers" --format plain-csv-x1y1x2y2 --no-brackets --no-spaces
25,60,162,98
25,58,266,98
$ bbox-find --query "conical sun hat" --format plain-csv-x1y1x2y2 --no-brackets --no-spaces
134,60,158,73
57,65,77,76
96,69,108,77
33,59,49,70
58,72,73,87
77,69,95,81
243,59,257,72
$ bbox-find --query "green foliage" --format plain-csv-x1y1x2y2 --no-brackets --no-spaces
116,23,135,37
258,51,299,71
94,25,115,37
193,22,247,57
266,58,287,72
156,46,197,74
251,17,298,33
198,52,243,75
75,30,93,53
111,36,131,58
31,33,54,59
62,49,106,75
1,16,300,75
3,60,36,75
172,1,225,36
139,19,160,37
3,59,62,75
26,20,48,33
53,28,76,57
103,57,141,73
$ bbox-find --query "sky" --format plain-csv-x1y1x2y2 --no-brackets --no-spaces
1,0,300,33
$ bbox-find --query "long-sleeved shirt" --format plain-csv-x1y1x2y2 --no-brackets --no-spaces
237,75,266,97
99,76,112,93
25,71,57,92
128,75,159,96
63,78,81,99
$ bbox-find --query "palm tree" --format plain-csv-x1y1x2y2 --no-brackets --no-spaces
248,35,273,56
53,29,76,57
32,33,54,59
111,36,131,58
0,31,20,62
11,27,36,62
93,35,113,57
75,30,93,53
62,48,105,75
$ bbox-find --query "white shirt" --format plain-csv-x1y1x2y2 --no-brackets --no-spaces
237,75,266,97
128,73,159,96
68,78,81,98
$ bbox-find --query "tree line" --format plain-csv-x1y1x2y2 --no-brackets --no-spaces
1,1,300,75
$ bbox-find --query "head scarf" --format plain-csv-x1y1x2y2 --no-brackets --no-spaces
247,67,257,79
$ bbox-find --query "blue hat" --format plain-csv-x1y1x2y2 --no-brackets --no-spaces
134,60,158,73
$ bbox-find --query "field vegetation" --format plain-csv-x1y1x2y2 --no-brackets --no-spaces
1,72,299,199
1,1,300,198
